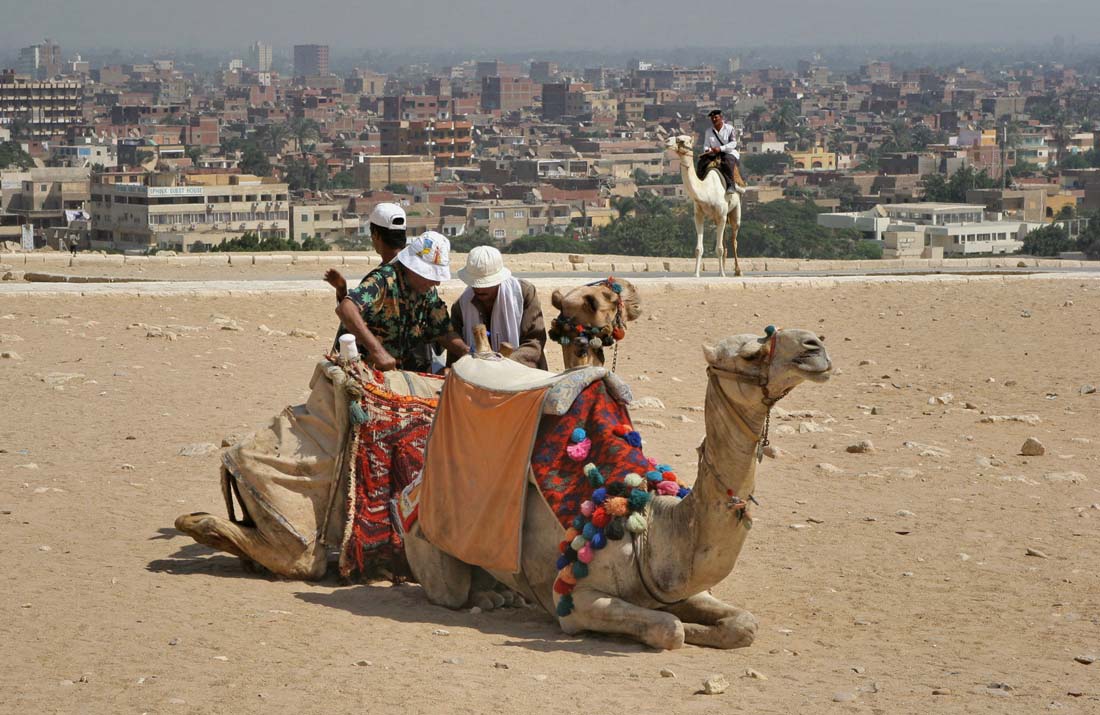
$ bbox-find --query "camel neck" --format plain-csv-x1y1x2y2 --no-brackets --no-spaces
661,372,767,596
678,154,704,201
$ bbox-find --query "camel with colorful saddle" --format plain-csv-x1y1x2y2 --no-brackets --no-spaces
172,278,642,583
404,324,831,649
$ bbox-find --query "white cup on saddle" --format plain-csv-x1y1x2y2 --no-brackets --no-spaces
339,334,359,361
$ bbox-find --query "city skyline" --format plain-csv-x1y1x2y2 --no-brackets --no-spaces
2,0,1100,53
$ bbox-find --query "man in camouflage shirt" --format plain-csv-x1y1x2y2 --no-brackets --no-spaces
336,231,468,372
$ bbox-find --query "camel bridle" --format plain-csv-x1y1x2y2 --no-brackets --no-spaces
705,328,791,463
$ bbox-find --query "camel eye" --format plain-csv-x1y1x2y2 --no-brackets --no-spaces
585,294,599,313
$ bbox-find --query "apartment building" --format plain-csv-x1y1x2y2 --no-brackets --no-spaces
0,73,84,139
481,76,538,114
441,199,573,242
379,119,473,168
291,200,359,244
89,171,290,251
293,45,330,78
18,41,63,81
249,42,272,73
352,155,435,191
0,167,91,231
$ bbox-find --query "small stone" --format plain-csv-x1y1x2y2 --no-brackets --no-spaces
1067,688,1084,697
1073,655,1095,665
168,698,187,705
660,668,676,678
851,666,865,674
1025,547,1049,558
0,350,21,360
789,523,809,530
468,606,482,615
673,414,695,423
833,692,855,702
806,517,825,524
702,674,729,695
762,445,783,459
853,618,870,626
178,443,219,457
492,661,510,669
443,657,460,665
355,660,372,666
846,439,875,454
895,509,915,517
432,629,450,636
1079,384,1096,395
38,545,51,552
78,675,89,683
932,688,952,695
168,638,179,646
630,396,666,410
120,464,135,471
59,680,74,687
212,655,229,661
1021,438,1046,456
870,406,882,415
634,418,667,429
533,674,548,682
745,668,767,680
858,359,876,366
815,463,843,475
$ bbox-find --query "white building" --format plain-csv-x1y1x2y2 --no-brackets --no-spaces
819,202,1029,257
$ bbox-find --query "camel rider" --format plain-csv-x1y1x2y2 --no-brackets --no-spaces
699,109,746,194
336,231,469,372
450,245,548,370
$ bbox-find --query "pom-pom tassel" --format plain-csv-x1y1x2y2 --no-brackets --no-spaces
348,402,369,425
626,512,647,533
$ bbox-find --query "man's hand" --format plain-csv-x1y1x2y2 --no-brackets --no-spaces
710,146,722,154
324,268,347,291
369,347,397,372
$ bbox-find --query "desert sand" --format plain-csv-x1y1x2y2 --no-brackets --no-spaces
1,274,1098,714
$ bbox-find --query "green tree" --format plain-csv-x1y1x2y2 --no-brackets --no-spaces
0,141,34,169
504,234,594,254
1077,214,1100,259
185,145,204,164
289,118,322,152
300,235,331,251
1021,224,1075,257
611,195,636,218
331,170,356,189
451,227,497,252
239,143,272,176
1055,205,1075,220
384,183,410,194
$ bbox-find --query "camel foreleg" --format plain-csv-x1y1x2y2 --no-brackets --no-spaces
559,587,686,650
174,512,326,579
692,204,705,278
664,591,757,649
404,525,473,609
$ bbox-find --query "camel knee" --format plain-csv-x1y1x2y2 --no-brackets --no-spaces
714,611,757,648
645,615,686,650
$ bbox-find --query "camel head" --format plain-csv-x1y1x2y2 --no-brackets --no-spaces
550,278,642,370
663,134,694,158
703,328,832,402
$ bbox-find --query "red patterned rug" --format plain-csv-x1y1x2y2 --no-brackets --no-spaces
339,374,441,580
530,381,654,529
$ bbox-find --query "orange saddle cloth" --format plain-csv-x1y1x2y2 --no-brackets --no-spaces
419,359,552,572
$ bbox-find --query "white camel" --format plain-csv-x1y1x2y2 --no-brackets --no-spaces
664,134,744,278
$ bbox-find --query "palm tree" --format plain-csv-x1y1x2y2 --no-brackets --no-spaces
289,118,321,153
256,123,291,156
611,195,637,219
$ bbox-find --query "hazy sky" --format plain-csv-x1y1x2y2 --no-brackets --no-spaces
1,0,1098,53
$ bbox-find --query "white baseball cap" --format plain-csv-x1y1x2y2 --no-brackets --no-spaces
458,245,512,288
397,231,451,283
368,202,406,231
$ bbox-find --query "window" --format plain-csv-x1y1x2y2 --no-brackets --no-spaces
301,214,310,222
513,210,525,218
493,229,506,239
492,211,505,219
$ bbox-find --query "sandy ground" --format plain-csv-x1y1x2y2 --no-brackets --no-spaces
2,277,1099,714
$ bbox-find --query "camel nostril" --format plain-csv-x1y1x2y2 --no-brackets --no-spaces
803,338,824,352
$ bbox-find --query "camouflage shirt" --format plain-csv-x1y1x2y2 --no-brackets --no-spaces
343,263,452,373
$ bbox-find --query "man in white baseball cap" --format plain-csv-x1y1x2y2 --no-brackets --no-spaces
336,230,468,372
325,201,407,303
451,245,547,369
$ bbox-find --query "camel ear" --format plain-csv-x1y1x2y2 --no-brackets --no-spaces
702,343,718,365
551,289,564,311
737,340,765,361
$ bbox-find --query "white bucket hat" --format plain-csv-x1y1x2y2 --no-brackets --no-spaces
396,231,451,282
457,245,512,288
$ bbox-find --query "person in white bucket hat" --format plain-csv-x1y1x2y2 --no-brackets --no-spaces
451,245,547,370
336,230,468,372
